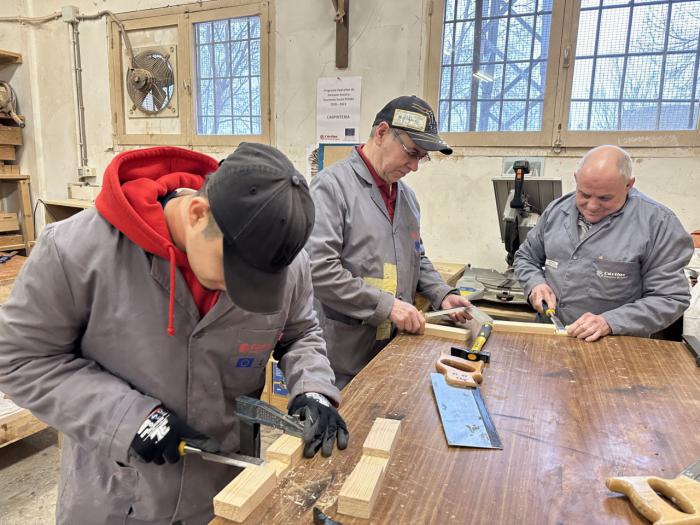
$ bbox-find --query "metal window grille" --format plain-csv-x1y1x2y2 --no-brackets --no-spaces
569,0,700,131
194,15,261,136
439,0,554,132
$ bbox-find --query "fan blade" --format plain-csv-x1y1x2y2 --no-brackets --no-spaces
151,83,167,109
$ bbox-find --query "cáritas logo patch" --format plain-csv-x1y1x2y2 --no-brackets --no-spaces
596,270,628,279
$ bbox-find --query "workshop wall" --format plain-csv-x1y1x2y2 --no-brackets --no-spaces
0,0,698,271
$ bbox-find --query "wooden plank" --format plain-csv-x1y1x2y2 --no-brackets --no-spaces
213,464,277,523
337,455,387,519
424,323,469,342
335,0,349,69
0,213,19,232
0,234,23,248
493,319,567,336
362,417,401,459
209,330,700,525
0,49,22,65
18,179,34,244
415,261,466,312
0,166,21,176
264,434,303,467
0,125,21,146
0,407,48,448
0,145,16,161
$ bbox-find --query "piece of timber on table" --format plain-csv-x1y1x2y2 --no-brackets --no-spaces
493,319,568,336
423,323,470,342
414,261,466,312
264,434,303,467
213,464,277,523
362,417,401,459
337,455,388,519
211,331,700,524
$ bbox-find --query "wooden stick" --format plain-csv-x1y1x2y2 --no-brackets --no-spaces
263,433,303,467
493,320,568,336
424,323,469,342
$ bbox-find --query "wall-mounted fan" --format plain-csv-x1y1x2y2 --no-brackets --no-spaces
126,48,175,115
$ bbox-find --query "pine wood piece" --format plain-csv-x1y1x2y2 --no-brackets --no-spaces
0,213,19,232
362,418,401,459
213,464,277,523
424,323,470,342
0,145,16,161
267,459,291,478
264,433,303,467
338,455,388,519
0,407,48,448
0,49,22,65
493,319,568,336
0,125,21,146
0,164,20,174
18,179,34,245
0,234,23,248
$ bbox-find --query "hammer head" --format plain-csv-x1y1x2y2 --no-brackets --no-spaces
513,159,530,174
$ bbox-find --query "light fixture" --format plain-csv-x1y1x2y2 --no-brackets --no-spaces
473,70,494,83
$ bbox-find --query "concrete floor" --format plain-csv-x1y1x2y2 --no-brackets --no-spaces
0,427,282,524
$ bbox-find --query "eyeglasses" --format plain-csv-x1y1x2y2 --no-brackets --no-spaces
390,128,431,164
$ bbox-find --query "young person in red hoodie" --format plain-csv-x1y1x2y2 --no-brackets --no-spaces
0,143,348,524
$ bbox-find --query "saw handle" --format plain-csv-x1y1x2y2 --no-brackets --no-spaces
435,354,484,388
606,475,700,524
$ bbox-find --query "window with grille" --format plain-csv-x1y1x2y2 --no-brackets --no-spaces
438,0,554,132
194,15,262,136
569,0,700,131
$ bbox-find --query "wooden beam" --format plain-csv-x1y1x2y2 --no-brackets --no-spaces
0,126,22,146
264,434,303,467
338,417,401,519
0,145,16,161
335,0,349,68
0,407,48,448
424,323,469,342
493,320,568,336
363,418,401,459
338,455,387,519
213,464,277,523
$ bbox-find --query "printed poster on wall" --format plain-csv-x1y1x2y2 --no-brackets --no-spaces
316,76,362,143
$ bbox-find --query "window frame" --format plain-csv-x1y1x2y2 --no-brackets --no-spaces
424,0,700,149
108,0,273,147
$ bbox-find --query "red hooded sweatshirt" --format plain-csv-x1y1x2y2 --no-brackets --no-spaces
96,146,221,336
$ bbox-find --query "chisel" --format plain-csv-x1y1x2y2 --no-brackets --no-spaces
178,441,265,469
542,300,566,333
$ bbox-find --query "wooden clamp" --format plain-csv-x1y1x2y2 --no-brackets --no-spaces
435,353,484,388
607,475,700,524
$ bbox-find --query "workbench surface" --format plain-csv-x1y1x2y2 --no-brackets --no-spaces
213,332,700,524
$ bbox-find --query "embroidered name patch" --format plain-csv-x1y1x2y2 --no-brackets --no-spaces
596,270,628,280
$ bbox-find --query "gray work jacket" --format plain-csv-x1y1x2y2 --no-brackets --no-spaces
0,209,339,525
514,188,693,336
306,148,455,387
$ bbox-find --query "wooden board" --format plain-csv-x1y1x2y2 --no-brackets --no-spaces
211,331,700,525
493,319,567,336
213,464,277,522
423,323,469,342
264,434,303,467
0,165,20,175
362,418,401,459
0,145,16,161
337,456,387,519
415,261,466,312
0,125,21,146
0,406,48,448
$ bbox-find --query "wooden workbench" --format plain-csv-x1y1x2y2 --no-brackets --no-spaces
0,253,49,447
212,331,700,525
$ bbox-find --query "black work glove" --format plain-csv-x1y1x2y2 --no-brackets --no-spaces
129,406,220,465
289,393,349,458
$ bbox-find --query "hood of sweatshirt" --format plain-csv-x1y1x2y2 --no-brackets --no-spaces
95,146,221,335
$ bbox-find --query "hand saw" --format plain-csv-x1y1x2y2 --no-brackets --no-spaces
607,459,700,524
431,354,502,449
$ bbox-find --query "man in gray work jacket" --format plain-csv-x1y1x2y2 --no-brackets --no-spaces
514,145,693,342
307,95,472,388
0,144,348,524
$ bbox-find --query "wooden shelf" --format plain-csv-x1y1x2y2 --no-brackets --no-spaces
0,174,28,181
0,49,22,66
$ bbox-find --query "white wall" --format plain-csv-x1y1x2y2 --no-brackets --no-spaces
0,0,698,271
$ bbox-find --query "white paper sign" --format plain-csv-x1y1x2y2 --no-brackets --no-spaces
316,76,361,143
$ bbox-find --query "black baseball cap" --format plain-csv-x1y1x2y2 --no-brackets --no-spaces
207,143,315,313
373,95,453,155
